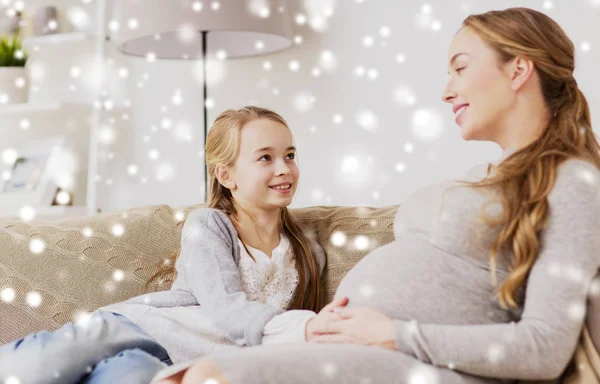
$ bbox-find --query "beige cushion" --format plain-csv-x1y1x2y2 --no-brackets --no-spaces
0,204,398,344
0,204,195,344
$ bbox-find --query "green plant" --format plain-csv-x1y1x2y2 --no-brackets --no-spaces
0,34,28,67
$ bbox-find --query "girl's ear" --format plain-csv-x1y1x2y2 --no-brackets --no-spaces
215,164,237,190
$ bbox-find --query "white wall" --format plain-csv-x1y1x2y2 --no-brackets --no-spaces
62,0,600,212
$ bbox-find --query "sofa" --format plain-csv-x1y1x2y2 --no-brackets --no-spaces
0,203,597,383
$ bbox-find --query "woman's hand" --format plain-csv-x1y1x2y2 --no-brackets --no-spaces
309,307,397,350
305,297,349,342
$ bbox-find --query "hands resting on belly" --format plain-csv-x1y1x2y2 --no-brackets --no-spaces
305,296,397,350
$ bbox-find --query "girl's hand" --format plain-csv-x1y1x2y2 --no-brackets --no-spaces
309,307,396,350
305,297,349,342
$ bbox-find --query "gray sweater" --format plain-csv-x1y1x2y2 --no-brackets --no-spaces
103,208,325,361
333,150,600,381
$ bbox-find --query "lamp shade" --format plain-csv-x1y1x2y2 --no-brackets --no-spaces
111,0,294,59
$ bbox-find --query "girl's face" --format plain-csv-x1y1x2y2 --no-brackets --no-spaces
441,27,515,143
226,118,299,212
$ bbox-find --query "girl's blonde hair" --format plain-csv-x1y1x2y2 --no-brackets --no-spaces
146,106,323,311
444,8,600,309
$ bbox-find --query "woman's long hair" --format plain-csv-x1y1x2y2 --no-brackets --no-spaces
444,8,600,309
145,106,323,311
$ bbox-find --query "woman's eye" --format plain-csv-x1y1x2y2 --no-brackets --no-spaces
287,153,295,160
456,67,466,75
259,155,271,161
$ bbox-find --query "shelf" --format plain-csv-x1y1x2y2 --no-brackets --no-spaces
0,101,87,117
0,101,131,117
0,101,62,116
22,32,95,49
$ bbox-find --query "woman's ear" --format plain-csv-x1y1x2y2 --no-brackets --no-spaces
215,164,236,190
508,56,535,92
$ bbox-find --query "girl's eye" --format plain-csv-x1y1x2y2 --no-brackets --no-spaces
259,155,271,161
287,153,295,160
456,67,466,75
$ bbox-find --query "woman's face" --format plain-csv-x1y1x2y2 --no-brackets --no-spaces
442,27,515,143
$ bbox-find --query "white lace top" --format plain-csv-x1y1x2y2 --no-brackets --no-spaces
237,235,299,309
237,234,317,344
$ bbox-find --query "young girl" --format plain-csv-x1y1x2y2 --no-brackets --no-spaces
0,106,338,384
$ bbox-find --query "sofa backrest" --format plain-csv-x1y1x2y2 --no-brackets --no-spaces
0,203,398,344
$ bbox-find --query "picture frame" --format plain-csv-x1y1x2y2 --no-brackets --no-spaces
0,136,66,210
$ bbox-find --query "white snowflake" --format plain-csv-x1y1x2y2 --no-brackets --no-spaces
30,238,45,254
367,68,378,79
318,50,337,71
1,148,17,164
409,366,439,384
127,165,139,176
104,281,116,293
322,362,338,378
311,188,324,202
155,162,176,182
354,236,369,250
288,60,300,72
567,303,586,321
148,149,160,160
411,108,444,142
330,231,347,247
360,284,375,298
577,167,596,184
379,26,391,38
127,18,139,30
566,266,584,283
293,92,316,113
589,277,600,296
1,287,15,303
113,270,125,282
191,1,203,11
394,86,416,106
112,224,125,237
14,76,26,88
26,291,42,308
56,191,71,205
19,206,36,222
487,344,504,364
356,109,378,131
581,42,591,52
295,13,307,25
548,262,561,277
5,376,21,384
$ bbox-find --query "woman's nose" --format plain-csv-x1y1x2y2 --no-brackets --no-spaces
441,86,457,103
441,76,458,103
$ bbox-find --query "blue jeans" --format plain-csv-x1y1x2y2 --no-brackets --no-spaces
0,310,172,384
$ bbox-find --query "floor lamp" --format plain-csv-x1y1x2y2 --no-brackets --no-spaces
110,0,293,200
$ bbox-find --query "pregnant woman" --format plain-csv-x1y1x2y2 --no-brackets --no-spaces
156,7,600,384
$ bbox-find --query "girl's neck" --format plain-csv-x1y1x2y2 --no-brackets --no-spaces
232,205,282,254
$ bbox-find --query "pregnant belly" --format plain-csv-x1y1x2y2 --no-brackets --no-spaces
333,236,515,325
